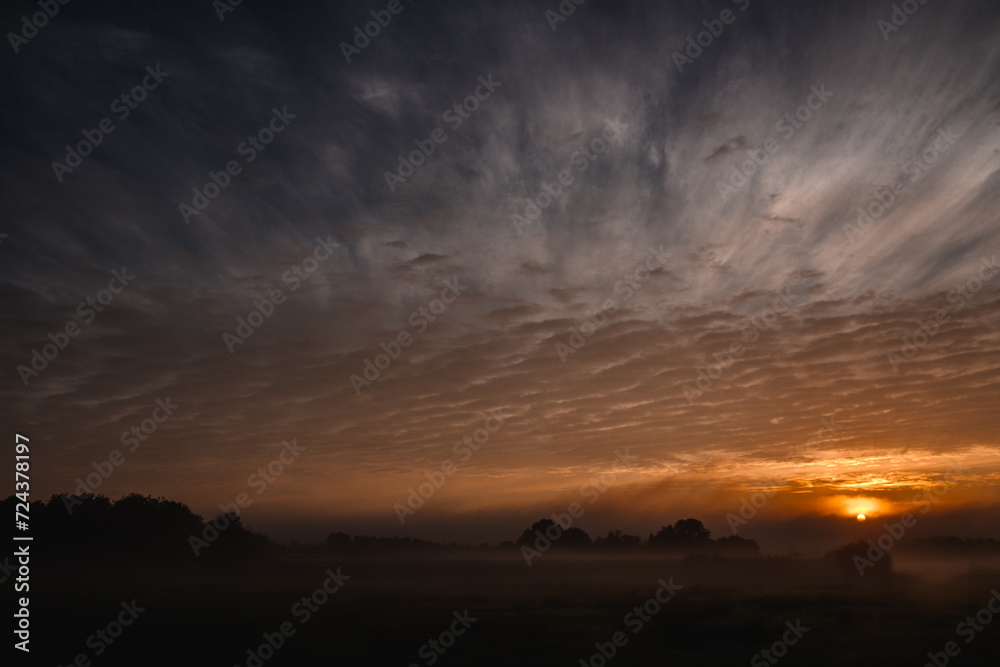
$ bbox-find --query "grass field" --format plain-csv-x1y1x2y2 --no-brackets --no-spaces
31,554,1000,666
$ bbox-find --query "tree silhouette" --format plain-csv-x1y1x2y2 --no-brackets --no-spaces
593,530,643,550
649,518,711,549
516,519,591,549
2,493,271,563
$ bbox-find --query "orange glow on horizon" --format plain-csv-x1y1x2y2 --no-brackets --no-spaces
819,495,889,519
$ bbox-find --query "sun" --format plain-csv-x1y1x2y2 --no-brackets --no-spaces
821,495,887,520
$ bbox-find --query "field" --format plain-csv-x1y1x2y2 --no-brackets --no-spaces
32,554,1000,666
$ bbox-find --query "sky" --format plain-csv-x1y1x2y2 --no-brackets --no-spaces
2,0,999,553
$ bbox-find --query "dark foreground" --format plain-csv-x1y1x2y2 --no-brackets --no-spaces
27,555,1000,666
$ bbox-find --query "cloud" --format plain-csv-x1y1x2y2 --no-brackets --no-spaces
704,135,753,162
2,0,999,545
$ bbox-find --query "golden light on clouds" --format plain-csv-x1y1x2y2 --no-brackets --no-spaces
701,445,992,496
822,495,890,519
